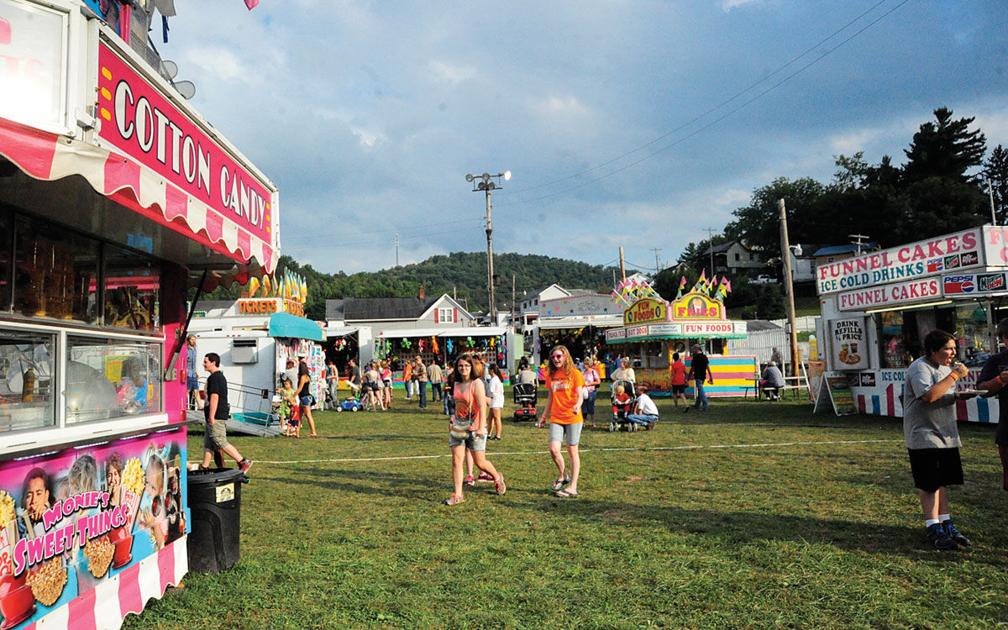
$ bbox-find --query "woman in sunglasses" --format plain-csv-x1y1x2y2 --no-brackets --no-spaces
538,345,586,498
444,353,506,505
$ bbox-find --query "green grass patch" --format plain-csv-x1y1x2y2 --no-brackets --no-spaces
125,396,1008,628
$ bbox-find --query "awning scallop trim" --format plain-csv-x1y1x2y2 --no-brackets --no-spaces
0,117,276,274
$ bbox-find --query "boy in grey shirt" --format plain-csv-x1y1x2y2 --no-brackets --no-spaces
902,329,977,550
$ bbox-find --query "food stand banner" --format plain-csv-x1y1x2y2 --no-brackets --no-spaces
615,321,747,341
0,429,188,629
623,298,668,326
671,292,725,320
818,228,982,296
829,318,869,370
837,277,941,312
96,41,274,247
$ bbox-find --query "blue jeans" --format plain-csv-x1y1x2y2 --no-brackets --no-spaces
418,381,427,408
694,379,709,410
626,413,658,426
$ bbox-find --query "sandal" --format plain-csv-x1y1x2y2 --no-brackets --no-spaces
554,489,579,498
494,475,507,496
442,494,465,506
464,475,475,487
477,471,495,482
551,477,570,492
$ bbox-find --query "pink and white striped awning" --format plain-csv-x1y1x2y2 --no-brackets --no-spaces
19,536,187,630
0,116,276,274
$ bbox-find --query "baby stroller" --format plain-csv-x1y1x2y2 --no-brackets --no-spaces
512,383,538,422
609,380,637,432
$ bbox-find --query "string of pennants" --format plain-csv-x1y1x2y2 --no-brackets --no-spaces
676,271,732,301
611,277,661,306
610,272,733,305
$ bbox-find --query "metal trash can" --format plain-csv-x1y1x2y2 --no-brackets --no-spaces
187,467,245,573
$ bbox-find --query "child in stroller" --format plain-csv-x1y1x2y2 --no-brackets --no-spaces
609,380,636,432
512,383,538,421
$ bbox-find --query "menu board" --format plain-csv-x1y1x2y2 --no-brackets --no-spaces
813,374,858,416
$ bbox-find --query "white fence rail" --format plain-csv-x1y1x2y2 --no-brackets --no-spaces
728,328,809,367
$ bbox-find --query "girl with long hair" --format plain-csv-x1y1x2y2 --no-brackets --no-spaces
486,363,505,440
380,360,393,409
444,353,506,505
539,345,585,498
297,361,318,437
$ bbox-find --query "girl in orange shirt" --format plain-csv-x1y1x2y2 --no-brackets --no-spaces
539,344,585,498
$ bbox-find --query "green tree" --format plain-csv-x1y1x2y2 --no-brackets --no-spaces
903,107,986,183
983,145,1008,224
725,177,826,255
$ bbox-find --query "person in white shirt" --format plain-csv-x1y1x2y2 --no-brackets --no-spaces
610,357,636,384
486,363,506,440
626,384,659,429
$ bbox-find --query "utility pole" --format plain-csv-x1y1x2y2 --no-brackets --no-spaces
650,247,662,275
485,189,495,320
511,273,516,325
465,171,511,321
394,233,399,267
705,227,717,276
988,177,998,225
849,233,869,256
618,246,626,282
779,199,800,378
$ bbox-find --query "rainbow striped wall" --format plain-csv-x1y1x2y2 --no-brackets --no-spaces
851,368,999,425
682,355,759,398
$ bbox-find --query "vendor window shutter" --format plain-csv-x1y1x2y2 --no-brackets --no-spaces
434,308,439,323
453,309,458,323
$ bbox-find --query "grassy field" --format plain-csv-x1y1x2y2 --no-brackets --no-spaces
125,393,1008,629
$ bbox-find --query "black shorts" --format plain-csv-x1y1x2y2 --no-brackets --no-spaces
996,419,1008,446
672,385,686,395
908,448,963,492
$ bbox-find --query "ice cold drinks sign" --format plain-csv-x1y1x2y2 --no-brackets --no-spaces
817,229,981,295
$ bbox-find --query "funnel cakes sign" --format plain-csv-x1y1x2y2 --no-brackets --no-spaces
96,42,273,243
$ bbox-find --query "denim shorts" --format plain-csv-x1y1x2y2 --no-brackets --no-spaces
549,422,583,446
299,395,313,406
449,431,487,452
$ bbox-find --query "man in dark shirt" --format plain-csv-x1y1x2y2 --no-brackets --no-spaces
686,345,714,412
976,318,1008,491
201,353,253,474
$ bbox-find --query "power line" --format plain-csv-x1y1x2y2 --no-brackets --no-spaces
507,0,894,199
502,0,912,209
506,0,895,200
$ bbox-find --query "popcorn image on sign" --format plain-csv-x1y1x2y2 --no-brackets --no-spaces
26,558,66,606
121,458,145,529
84,536,113,578
0,491,16,576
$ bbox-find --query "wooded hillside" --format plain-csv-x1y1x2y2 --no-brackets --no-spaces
208,252,620,320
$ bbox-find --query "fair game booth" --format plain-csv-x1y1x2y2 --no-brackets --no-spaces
189,272,325,430
0,2,278,628
606,278,753,397
817,226,1008,422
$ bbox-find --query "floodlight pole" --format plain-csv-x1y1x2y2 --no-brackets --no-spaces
466,171,510,321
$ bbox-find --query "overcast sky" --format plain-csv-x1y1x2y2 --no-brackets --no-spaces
161,0,1008,275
